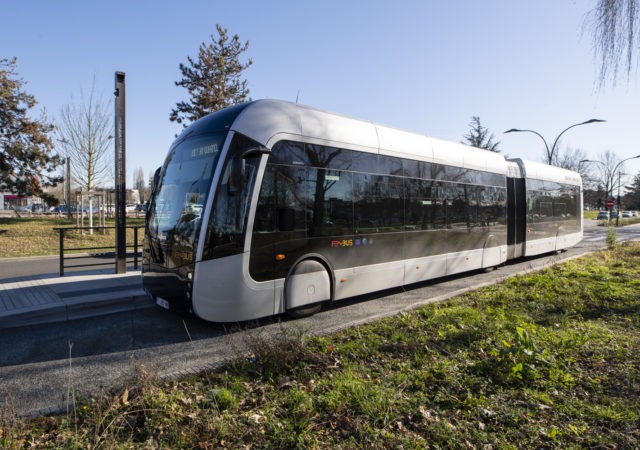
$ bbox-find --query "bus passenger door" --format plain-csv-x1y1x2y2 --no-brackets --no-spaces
507,177,526,259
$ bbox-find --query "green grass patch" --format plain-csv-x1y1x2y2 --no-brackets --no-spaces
583,210,600,220
0,217,144,258
2,243,640,448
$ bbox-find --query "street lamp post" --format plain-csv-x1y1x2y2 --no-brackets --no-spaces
617,171,624,226
581,154,640,225
114,71,127,274
65,157,71,220
504,119,606,165
57,139,73,220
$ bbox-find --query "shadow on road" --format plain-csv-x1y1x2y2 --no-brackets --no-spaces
0,308,233,367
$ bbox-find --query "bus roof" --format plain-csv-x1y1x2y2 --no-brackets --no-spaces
231,99,508,175
508,158,582,186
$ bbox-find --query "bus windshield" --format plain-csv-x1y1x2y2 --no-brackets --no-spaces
148,133,227,253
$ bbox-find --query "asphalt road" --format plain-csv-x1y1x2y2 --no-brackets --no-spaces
1,220,638,418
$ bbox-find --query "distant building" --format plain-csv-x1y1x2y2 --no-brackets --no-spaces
0,192,34,210
1,188,140,211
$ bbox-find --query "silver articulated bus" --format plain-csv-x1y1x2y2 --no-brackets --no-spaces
142,100,583,322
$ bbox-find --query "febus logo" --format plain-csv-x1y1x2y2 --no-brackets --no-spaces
330,238,373,248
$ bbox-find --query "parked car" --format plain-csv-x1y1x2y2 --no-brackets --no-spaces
622,211,632,218
596,211,609,220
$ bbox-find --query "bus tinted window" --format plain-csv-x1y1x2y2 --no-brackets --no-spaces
447,184,475,227
405,178,446,229
351,152,379,174
306,144,352,170
379,155,403,176
403,159,432,179
350,153,402,176
308,168,353,237
479,186,507,226
253,164,308,233
251,139,509,268
148,133,224,250
270,141,306,166
203,133,262,260
354,173,403,234
526,178,581,237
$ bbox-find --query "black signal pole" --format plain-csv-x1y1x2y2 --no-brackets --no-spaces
114,72,126,274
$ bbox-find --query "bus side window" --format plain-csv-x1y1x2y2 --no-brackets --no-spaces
308,168,353,237
278,208,295,232
253,164,308,234
227,155,245,194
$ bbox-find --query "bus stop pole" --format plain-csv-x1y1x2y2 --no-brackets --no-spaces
114,72,127,274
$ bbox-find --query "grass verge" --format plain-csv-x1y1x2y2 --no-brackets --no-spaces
1,243,640,448
0,217,144,258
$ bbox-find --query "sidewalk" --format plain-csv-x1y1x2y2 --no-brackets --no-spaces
0,269,153,329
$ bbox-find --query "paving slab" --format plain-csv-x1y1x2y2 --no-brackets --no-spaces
0,271,153,329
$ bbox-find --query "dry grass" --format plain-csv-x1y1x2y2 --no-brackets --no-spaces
0,217,144,258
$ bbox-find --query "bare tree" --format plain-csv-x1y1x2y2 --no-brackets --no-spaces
586,0,640,86
133,166,147,202
556,146,589,172
584,150,627,198
56,80,113,191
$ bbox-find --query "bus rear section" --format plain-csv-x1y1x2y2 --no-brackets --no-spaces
507,159,583,258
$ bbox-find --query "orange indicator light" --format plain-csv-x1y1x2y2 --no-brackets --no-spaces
275,254,286,261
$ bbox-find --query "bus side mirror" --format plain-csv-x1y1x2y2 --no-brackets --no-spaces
242,146,270,159
228,146,269,195
279,208,295,232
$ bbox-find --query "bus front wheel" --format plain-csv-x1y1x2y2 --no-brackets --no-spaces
287,303,323,319
284,259,331,318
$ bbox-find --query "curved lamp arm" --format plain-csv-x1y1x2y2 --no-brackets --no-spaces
504,128,550,162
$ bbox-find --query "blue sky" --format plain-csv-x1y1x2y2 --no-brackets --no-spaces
3,1,639,187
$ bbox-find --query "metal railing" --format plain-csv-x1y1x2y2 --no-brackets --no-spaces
53,225,144,276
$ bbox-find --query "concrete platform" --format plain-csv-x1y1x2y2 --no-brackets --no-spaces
0,270,153,329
